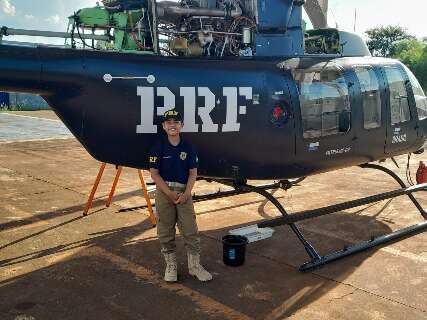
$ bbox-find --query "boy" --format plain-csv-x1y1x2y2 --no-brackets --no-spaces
149,109,212,282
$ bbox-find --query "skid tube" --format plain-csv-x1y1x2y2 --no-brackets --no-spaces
243,163,427,271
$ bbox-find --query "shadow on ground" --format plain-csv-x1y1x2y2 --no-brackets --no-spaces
0,194,399,320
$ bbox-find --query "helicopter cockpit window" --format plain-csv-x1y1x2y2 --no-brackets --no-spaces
354,66,382,129
384,66,411,125
293,63,351,139
403,65,427,120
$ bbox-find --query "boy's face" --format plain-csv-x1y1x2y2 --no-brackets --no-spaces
162,119,183,136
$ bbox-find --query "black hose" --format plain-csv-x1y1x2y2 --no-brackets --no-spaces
76,22,99,50
406,153,415,186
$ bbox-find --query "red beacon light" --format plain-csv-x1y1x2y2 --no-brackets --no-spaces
270,104,288,127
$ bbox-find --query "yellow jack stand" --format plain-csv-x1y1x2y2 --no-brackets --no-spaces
83,162,156,227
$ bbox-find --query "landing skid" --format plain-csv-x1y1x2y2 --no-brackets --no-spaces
236,163,427,271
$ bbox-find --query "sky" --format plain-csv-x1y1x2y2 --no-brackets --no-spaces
0,0,426,44
326,0,427,40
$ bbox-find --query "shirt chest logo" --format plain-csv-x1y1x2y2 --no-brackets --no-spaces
180,152,187,160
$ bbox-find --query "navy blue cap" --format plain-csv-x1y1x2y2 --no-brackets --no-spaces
163,109,182,122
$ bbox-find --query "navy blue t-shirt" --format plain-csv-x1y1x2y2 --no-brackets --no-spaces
149,137,198,184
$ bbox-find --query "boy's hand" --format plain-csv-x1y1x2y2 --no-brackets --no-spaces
175,191,191,204
167,190,180,202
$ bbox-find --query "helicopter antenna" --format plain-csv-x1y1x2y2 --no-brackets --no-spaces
354,8,357,32
329,7,339,29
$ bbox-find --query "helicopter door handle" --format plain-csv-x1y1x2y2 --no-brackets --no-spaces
352,136,358,141
394,95,408,99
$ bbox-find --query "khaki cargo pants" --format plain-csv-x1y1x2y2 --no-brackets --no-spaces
155,186,200,255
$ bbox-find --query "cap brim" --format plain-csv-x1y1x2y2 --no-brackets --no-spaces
163,116,182,122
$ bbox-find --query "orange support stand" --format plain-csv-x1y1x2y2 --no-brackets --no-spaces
138,169,157,226
83,163,157,227
106,166,123,207
83,162,106,216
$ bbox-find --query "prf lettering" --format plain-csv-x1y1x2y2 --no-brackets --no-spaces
136,87,254,133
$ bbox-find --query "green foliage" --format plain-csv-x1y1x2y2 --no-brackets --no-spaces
415,46,427,93
0,104,36,111
366,25,414,57
394,39,424,69
393,40,427,94
366,25,427,93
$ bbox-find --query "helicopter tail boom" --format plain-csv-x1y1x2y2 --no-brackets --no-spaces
0,44,46,95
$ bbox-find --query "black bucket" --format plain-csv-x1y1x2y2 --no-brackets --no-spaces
222,235,248,267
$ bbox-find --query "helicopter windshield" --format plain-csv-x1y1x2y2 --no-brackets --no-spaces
402,64,427,120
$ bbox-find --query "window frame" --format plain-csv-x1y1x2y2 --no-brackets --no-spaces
383,65,412,126
402,64,427,121
294,62,352,140
353,65,383,130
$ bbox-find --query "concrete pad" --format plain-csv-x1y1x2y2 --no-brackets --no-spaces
0,113,72,142
1,111,60,121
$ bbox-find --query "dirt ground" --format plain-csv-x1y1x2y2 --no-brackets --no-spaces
0,112,426,320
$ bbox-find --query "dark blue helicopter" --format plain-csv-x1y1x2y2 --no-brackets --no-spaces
1,0,426,271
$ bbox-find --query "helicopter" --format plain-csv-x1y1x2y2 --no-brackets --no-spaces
1,0,427,271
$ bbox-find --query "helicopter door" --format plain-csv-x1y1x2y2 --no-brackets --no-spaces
383,65,419,154
292,61,355,170
351,65,387,162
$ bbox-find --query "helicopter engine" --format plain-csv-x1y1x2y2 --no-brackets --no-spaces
156,0,256,57
100,0,305,57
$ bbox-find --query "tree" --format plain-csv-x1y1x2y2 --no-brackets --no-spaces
414,46,427,93
366,25,414,57
394,39,424,70
393,39,427,93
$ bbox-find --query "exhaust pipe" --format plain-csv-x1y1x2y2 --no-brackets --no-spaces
156,1,242,24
